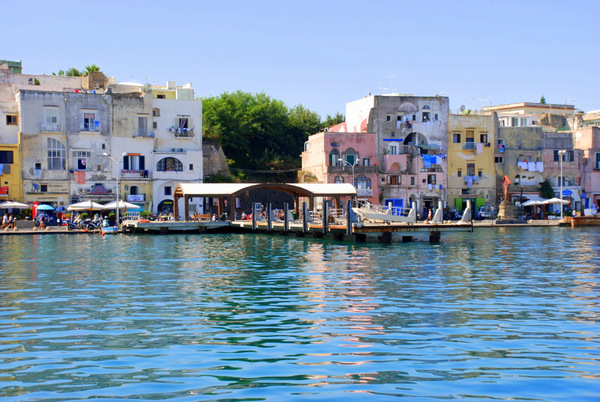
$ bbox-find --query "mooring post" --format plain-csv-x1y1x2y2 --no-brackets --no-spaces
267,203,272,231
346,199,353,235
284,203,289,233
302,202,308,233
322,200,329,235
252,202,258,230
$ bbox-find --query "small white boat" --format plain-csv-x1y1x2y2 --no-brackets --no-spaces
102,226,119,234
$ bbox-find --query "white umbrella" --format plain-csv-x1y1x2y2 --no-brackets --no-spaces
0,201,30,209
544,197,570,205
522,200,544,207
103,200,141,210
67,200,105,211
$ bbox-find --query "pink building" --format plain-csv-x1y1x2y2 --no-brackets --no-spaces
302,127,379,205
573,126,600,212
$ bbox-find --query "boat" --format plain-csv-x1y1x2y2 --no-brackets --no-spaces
102,226,119,234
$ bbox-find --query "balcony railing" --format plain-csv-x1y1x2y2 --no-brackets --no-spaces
356,188,373,197
41,123,61,132
133,129,154,138
172,128,195,137
81,123,101,132
120,170,151,179
126,194,146,202
328,165,378,174
463,142,476,150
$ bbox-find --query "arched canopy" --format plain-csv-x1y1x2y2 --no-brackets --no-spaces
173,183,356,220
174,182,356,199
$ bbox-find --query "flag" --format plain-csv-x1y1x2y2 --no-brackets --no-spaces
32,201,38,219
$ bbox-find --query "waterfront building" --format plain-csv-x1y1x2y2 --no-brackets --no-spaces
345,94,449,213
301,126,378,207
447,113,496,216
573,126,600,213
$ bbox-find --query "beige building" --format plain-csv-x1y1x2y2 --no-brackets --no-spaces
447,114,496,216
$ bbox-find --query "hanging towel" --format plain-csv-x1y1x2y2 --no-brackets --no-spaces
528,162,536,171
476,143,483,153
536,161,544,172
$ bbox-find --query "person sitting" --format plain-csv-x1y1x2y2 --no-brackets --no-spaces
2,213,9,228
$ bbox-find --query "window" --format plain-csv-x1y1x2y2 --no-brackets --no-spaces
130,186,139,195
178,117,189,130
362,158,370,166
189,164,193,170
45,108,59,124
434,114,438,121
554,150,575,162
35,162,42,170
596,153,600,170
386,114,392,122
124,155,145,171
478,170,483,177
457,170,462,177
389,145,398,155
6,115,17,125
511,117,518,127
467,163,475,177
329,149,340,166
83,112,96,131
480,133,488,143
157,94,166,99
461,189,470,195
427,174,436,185
73,151,91,170
391,131,395,137
157,157,183,171
153,122,158,129
390,175,398,185
410,176,415,185
334,175,344,184
356,174,371,189
164,186,172,196
40,184,48,192
138,116,148,136
342,148,357,165
47,138,66,170
495,156,504,163
422,112,430,122
152,108,160,117
466,130,475,143
453,133,461,143
0,151,13,164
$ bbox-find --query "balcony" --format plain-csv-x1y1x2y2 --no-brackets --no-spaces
132,129,154,138
463,142,476,151
383,153,408,171
41,123,61,132
126,194,146,202
120,170,151,180
327,165,378,174
172,128,195,137
81,122,101,132
356,188,373,197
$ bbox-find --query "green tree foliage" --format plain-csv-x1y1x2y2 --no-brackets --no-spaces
84,64,101,76
203,91,324,177
540,178,554,199
540,95,546,104
322,112,345,129
65,67,82,77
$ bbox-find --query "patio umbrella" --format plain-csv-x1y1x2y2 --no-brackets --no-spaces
522,200,544,207
543,197,570,205
0,201,30,209
36,204,55,211
67,200,105,211
102,200,141,211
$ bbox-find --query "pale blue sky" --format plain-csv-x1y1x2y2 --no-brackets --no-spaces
2,0,598,118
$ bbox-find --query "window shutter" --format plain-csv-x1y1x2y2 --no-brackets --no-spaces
123,157,129,170
139,155,145,170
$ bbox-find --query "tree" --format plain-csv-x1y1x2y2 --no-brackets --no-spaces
65,67,82,77
322,112,345,129
203,91,322,178
540,178,554,199
84,64,101,76
540,95,546,104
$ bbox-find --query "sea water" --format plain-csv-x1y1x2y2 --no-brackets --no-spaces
0,227,599,401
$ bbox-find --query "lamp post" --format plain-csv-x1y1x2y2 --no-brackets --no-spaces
338,158,357,188
558,149,566,221
103,152,127,229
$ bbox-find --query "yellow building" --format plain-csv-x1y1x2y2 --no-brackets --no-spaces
0,141,24,203
447,114,497,217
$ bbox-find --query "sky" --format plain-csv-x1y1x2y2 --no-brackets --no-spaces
1,0,598,118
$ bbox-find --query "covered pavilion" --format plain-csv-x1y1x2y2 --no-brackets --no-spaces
173,183,356,221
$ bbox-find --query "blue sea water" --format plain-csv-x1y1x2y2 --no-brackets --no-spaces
0,227,599,401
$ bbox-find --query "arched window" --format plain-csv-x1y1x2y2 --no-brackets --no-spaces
334,175,344,183
130,185,139,195
157,157,183,171
329,148,340,166
342,148,358,165
47,138,66,170
356,174,371,190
